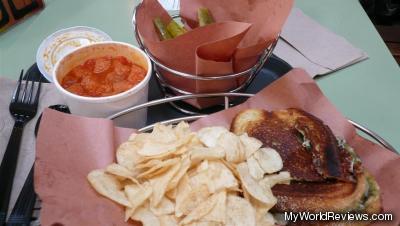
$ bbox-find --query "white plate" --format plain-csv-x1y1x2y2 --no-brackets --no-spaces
36,26,112,82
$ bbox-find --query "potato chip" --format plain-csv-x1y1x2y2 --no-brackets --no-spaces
248,186,277,212
130,132,152,146
127,132,137,141
252,199,269,218
174,145,189,157
139,140,181,157
131,206,161,226
200,190,226,223
185,222,223,226
159,215,179,226
175,184,210,217
152,123,178,143
174,121,191,138
165,187,177,200
220,159,240,180
253,148,283,174
226,195,256,226
236,163,277,207
227,186,243,194
140,134,193,160
195,160,209,173
249,196,277,226
217,132,245,163
136,159,163,169
166,155,191,191
150,162,182,207
256,212,275,226
88,123,284,226
180,191,221,225
190,146,225,164
124,182,152,220
239,133,263,158
173,134,197,156
190,161,238,193
242,186,251,201
138,166,172,179
174,174,191,217
87,169,131,207
187,135,203,148
137,157,180,179
116,141,144,171
137,153,176,164
197,126,228,148
137,123,189,157
246,156,264,180
105,163,139,184
150,197,175,216
125,207,134,222
259,171,291,188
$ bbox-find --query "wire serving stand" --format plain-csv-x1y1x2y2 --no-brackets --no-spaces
132,3,279,113
29,93,396,226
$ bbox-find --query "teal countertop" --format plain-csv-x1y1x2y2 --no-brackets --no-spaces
1,0,399,150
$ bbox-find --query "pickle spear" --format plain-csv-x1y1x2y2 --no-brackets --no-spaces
153,17,172,40
198,7,214,27
166,20,187,38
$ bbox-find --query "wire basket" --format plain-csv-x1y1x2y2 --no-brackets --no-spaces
29,92,396,225
132,3,279,110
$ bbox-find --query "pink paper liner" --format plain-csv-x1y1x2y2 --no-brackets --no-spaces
35,69,399,225
136,0,293,108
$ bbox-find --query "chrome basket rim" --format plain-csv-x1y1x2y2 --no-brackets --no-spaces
108,93,397,153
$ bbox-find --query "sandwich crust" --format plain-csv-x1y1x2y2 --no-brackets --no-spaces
231,108,357,182
231,108,381,224
272,172,367,212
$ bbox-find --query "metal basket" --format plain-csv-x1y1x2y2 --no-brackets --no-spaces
132,3,279,107
29,93,396,226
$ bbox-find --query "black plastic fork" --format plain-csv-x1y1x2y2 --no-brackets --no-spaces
0,70,42,226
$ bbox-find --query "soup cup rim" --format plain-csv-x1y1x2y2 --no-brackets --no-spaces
53,41,152,104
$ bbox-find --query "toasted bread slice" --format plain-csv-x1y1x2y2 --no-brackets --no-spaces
282,172,381,226
232,109,324,181
272,172,367,213
232,108,354,182
231,108,381,222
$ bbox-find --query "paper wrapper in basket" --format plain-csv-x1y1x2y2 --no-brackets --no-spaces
135,0,293,108
35,69,400,226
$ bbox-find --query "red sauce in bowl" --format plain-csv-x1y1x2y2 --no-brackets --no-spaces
61,56,146,97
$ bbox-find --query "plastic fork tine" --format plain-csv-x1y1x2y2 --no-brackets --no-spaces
20,72,32,103
12,70,24,103
33,78,42,105
27,79,36,104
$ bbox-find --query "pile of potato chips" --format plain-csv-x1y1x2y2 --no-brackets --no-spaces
88,122,290,226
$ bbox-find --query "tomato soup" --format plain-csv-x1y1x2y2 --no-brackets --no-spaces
61,56,146,97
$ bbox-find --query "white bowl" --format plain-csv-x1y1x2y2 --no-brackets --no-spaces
53,41,152,127
36,26,112,82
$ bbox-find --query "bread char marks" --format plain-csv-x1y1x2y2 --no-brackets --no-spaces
273,108,353,181
281,109,343,179
248,115,324,181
